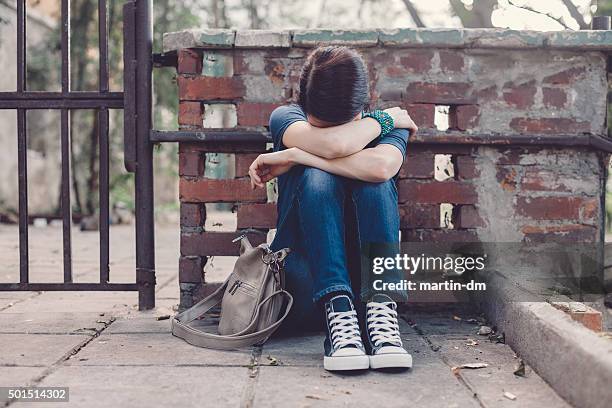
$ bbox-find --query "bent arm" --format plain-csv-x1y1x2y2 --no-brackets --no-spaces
289,144,404,183
282,118,382,159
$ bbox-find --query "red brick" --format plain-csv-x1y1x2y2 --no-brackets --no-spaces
521,224,597,243
439,51,464,72
503,81,536,109
237,203,277,229
179,151,203,177
543,67,586,85
399,204,440,228
395,50,434,74
450,105,480,131
180,141,266,154
178,76,246,100
510,118,590,134
235,153,259,177
456,205,485,228
496,147,540,165
398,180,477,204
237,103,281,127
405,104,435,129
542,88,567,109
178,102,203,127
473,85,498,101
580,198,599,224
496,167,518,191
552,302,602,332
455,156,479,180
180,179,267,203
399,153,435,179
404,82,472,104
179,256,204,283
521,169,572,192
516,196,587,220
180,203,206,227
177,49,202,74
181,231,268,256
401,229,479,243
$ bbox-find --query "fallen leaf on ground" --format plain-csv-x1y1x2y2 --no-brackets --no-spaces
267,355,279,366
453,315,462,321
460,363,489,369
503,391,517,401
514,359,526,377
465,339,479,346
305,395,326,400
478,325,492,335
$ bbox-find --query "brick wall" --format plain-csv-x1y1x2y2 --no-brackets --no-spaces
165,29,611,308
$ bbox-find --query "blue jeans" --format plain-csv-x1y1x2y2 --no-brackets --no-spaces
271,166,404,332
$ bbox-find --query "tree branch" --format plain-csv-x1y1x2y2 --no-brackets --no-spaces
507,0,573,30
560,0,588,29
400,0,426,28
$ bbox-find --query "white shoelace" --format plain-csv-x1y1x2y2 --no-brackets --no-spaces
328,310,363,350
366,302,402,348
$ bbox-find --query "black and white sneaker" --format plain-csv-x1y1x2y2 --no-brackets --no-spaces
323,295,369,371
365,294,412,369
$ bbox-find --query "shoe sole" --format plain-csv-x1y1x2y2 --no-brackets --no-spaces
369,353,413,369
324,355,370,371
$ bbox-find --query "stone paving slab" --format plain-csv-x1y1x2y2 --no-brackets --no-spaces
0,334,90,366
0,312,112,334
0,367,47,405
2,292,138,314
34,366,248,408
252,365,480,408
428,336,571,408
64,332,253,367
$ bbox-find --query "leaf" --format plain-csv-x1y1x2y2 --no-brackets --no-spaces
267,355,279,366
513,359,526,377
465,339,479,346
453,315,462,321
460,363,489,369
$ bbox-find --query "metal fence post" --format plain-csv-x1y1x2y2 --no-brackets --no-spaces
134,0,156,310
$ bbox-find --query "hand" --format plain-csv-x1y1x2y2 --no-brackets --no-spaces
248,149,297,189
384,107,418,136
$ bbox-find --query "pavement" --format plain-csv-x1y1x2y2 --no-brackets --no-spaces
0,224,573,407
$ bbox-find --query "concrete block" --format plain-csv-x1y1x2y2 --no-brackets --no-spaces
235,30,291,48
293,29,379,47
163,29,235,52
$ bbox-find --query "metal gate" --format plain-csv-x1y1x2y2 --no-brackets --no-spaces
0,0,156,310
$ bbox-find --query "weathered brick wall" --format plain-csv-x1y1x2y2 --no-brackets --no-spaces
164,29,611,308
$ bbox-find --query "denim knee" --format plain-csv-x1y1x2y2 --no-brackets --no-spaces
298,167,343,200
351,179,397,202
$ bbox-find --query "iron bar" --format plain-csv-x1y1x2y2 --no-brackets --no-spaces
0,283,138,291
134,0,156,310
99,108,110,283
60,109,73,283
99,0,109,92
17,109,28,284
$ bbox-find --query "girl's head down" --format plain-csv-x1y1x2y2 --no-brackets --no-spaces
298,46,370,127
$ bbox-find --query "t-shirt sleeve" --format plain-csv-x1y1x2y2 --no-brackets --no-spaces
269,105,307,151
376,128,409,158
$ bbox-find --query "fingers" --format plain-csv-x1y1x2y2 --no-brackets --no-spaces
248,158,265,189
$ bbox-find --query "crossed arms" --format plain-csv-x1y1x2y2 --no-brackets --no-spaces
249,107,417,188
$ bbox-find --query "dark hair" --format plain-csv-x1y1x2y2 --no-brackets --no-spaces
298,46,370,125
